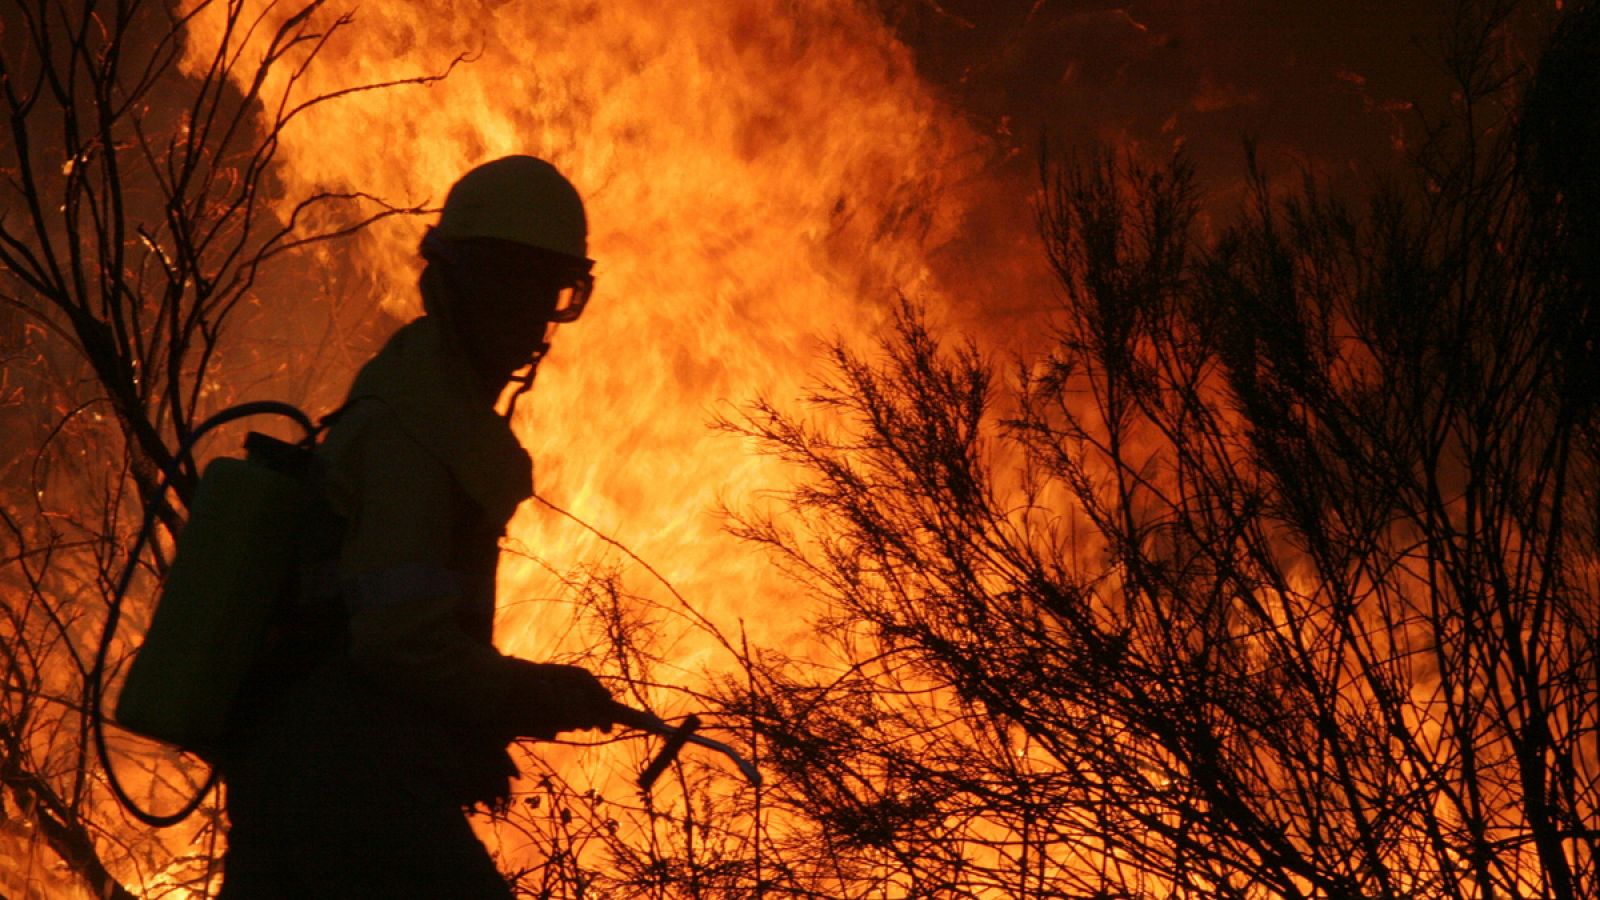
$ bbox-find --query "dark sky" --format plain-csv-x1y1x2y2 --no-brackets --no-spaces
871,0,1559,338
884,0,1538,181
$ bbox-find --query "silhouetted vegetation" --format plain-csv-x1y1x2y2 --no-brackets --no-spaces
3,0,1594,897
715,2,1598,896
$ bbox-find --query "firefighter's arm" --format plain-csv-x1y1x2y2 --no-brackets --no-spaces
330,405,612,738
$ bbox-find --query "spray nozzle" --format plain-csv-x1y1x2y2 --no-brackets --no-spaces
611,704,762,790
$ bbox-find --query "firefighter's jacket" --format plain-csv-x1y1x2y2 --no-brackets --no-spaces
219,310,601,891
290,313,569,805
323,313,530,722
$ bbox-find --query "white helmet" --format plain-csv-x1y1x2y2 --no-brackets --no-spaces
434,155,589,262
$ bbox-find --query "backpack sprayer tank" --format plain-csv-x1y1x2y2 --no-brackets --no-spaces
114,433,316,756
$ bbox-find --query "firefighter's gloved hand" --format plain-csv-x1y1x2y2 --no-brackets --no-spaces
503,660,616,740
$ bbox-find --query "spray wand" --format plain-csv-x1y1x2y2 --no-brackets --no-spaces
610,704,761,791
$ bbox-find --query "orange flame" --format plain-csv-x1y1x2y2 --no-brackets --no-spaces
175,0,1003,881
182,0,985,627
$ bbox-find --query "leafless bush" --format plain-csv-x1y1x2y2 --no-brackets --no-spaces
717,3,1598,896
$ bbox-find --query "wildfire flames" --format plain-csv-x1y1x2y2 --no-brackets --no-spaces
175,0,1000,881
10,0,1580,894
182,0,988,625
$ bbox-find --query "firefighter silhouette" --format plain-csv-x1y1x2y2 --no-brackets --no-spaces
218,156,613,898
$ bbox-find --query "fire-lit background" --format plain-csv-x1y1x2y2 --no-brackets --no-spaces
2,0,1573,895
205,0,1439,757
189,0,1468,667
